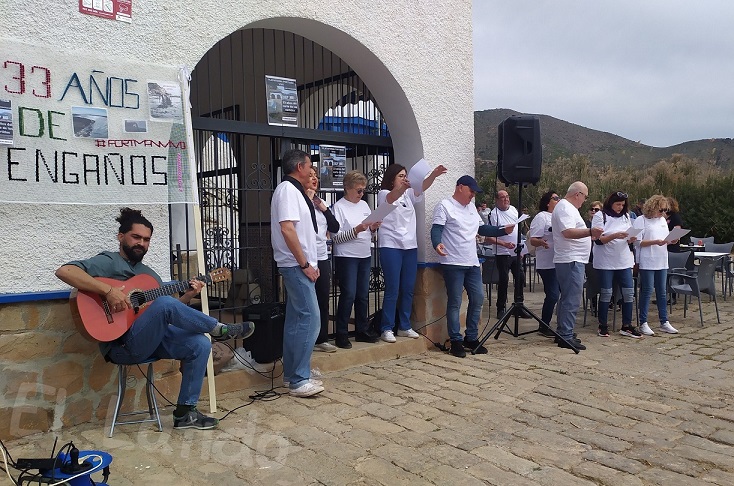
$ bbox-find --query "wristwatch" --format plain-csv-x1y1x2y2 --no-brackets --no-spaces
300,262,310,269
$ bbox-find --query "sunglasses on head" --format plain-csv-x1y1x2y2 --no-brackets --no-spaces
616,191,628,199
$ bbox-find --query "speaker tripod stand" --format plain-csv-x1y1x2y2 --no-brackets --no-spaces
471,184,580,354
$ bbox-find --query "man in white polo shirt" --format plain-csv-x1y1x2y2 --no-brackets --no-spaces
271,149,323,397
431,175,514,358
552,181,603,351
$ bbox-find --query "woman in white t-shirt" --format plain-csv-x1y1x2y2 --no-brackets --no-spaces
305,168,340,353
633,195,679,335
331,171,381,349
591,191,639,338
376,162,446,343
528,190,561,336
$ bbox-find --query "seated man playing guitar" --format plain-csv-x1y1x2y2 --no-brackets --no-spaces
56,207,254,431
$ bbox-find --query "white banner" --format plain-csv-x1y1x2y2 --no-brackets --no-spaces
0,38,196,205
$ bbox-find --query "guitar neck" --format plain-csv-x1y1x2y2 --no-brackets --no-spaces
139,277,210,305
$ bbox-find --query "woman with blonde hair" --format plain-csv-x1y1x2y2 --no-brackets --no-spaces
633,195,679,335
331,171,381,348
305,168,340,352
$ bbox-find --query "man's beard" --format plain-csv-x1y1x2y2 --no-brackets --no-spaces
122,243,147,263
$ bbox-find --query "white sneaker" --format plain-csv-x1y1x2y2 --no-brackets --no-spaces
284,378,323,388
639,322,655,336
659,321,679,334
289,381,324,397
381,331,396,343
397,329,420,339
313,342,338,353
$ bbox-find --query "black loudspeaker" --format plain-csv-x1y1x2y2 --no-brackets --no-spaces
242,302,285,364
497,115,542,185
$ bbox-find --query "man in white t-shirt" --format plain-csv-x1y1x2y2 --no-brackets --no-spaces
271,149,323,397
485,190,525,317
551,181,603,351
431,175,513,358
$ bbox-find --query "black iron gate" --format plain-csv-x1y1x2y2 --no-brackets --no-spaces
170,28,394,333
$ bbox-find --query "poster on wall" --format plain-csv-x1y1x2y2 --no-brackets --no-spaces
0,38,196,205
78,0,132,23
265,75,299,127
0,99,13,145
318,144,347,189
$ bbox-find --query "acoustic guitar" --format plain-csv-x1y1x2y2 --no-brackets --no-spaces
70,268,231,342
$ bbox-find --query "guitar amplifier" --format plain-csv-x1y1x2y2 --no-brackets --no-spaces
242,302,285,364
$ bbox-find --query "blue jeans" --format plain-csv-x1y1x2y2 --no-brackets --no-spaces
335,256,371,336
596,268,634,327
441,265,484,342
555,262,585,340
638,269,668,324
107,296,215,406
279,266,320,389
536,268,560,326
379,247,417,332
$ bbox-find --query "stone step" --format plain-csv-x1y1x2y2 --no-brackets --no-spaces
200,336,429,399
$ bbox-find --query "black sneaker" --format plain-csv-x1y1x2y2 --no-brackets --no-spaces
450,340,466,358
354,331,378,343
173,408,219,430
214,321,255,341
558,339,586,351
619,326,643,339
554,333,577,344
335,335,352,349
538,326,555,338
496,308,506,319
598,325,610,337
463,338,488,354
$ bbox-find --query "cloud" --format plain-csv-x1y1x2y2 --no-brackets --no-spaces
474,0,734,146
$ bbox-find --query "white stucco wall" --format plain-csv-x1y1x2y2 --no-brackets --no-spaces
1,0,473,294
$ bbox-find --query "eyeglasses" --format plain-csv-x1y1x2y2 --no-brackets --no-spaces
590,208,601,212
659,208,669,213
355,188,365,195
577,192,588,200
616,191,628,199
551,196,561,201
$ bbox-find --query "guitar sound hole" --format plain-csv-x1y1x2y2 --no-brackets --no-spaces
130,292,145,308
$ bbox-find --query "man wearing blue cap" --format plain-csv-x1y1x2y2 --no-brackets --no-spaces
431,175,514,358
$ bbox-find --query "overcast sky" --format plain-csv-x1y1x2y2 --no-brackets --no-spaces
474,0,734,147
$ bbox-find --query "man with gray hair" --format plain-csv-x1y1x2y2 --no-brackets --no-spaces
551,181,603,351
271,149,323,397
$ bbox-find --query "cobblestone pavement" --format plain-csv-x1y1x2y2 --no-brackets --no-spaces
5,289,734,485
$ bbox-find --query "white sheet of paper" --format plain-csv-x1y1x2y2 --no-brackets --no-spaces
509,214,529,225
602,227,643,238
407,158,431,196
362,203,397,225
665,227,690,243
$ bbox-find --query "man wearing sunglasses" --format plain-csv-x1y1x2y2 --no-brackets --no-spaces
552,182,603,351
